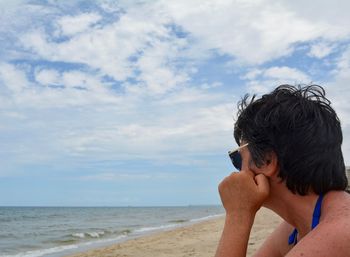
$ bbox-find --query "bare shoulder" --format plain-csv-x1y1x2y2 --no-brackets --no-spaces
286,191,350,257
322,191,350,223
253,220,294,257
285,217,350,257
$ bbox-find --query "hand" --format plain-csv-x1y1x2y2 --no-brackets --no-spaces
218,169,270,216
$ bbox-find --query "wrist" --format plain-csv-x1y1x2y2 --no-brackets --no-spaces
225,211,255,226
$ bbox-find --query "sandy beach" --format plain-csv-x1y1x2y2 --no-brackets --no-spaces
66,207,282,257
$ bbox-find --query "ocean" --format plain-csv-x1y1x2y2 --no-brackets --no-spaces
0,206,224,257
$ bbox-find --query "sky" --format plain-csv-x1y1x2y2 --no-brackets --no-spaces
0,0,350,206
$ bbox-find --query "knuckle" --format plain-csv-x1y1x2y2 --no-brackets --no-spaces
218,177,229,192
218,181,225,192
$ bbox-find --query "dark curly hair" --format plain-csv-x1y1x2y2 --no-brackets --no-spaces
234,84,348,195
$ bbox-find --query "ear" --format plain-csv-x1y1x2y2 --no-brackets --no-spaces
259,151,279,178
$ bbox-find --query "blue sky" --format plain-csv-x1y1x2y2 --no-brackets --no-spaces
1,0,350,206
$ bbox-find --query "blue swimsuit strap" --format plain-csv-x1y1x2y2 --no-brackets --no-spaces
288,194,324,245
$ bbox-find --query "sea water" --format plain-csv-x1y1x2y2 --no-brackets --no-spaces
0,206,224,257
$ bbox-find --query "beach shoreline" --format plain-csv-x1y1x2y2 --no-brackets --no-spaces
0,206,225,257
65,207,282,257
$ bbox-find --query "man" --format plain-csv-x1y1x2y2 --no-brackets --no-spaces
215,85,350,257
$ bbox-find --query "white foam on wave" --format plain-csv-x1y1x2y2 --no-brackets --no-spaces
190,213,224,222
72,232,85,238
0,235,127,257
135,223,178,233
72,231,105,239
87,231,105,238
135,213,224,234
0,244,78,257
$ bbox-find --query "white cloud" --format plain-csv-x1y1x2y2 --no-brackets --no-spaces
35,69,60,85
2,0,350,170
308,42,336,59
156,87,221,105
16,0,350,99
0,63,29,94
20,5,192,96
200,82,222,89
333,46,350,79
243,66,311,94
9,0,350,72
160,0,341,65
326,71,350,165
62,70,103,91
263,66,310,82
0,63,126,110
241,69,263,80
0,0,26,8
0,64,122,108
135,40,190,94
326,46,350,127
58,100,235,161
280,0,350,38
56,13,102,37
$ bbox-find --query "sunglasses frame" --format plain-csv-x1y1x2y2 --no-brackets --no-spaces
228,143,249,170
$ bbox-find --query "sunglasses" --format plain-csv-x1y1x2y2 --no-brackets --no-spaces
228,143,249,170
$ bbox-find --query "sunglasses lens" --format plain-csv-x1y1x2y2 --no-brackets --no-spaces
229,151,242,170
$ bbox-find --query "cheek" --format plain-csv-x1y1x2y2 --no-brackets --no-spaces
240,153,249,169
248,161,259,175
240,149,258,173
242,155,259,175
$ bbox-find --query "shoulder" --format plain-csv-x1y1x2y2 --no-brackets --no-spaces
285,217,350,257
322,191,350,224
255,192,350,257
286,191,350,257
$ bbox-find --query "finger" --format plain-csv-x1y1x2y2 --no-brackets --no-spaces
254,174,270,196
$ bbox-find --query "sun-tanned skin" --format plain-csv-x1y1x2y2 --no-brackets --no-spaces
215,144,350,257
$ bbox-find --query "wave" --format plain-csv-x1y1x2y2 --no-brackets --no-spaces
0,244,78,257
135,213,224,234
0,234,128,257
168,219,188,223
134,223,178,233
71,231,105,239
69,228,132,240
120,229,132,235
190,213,224,222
